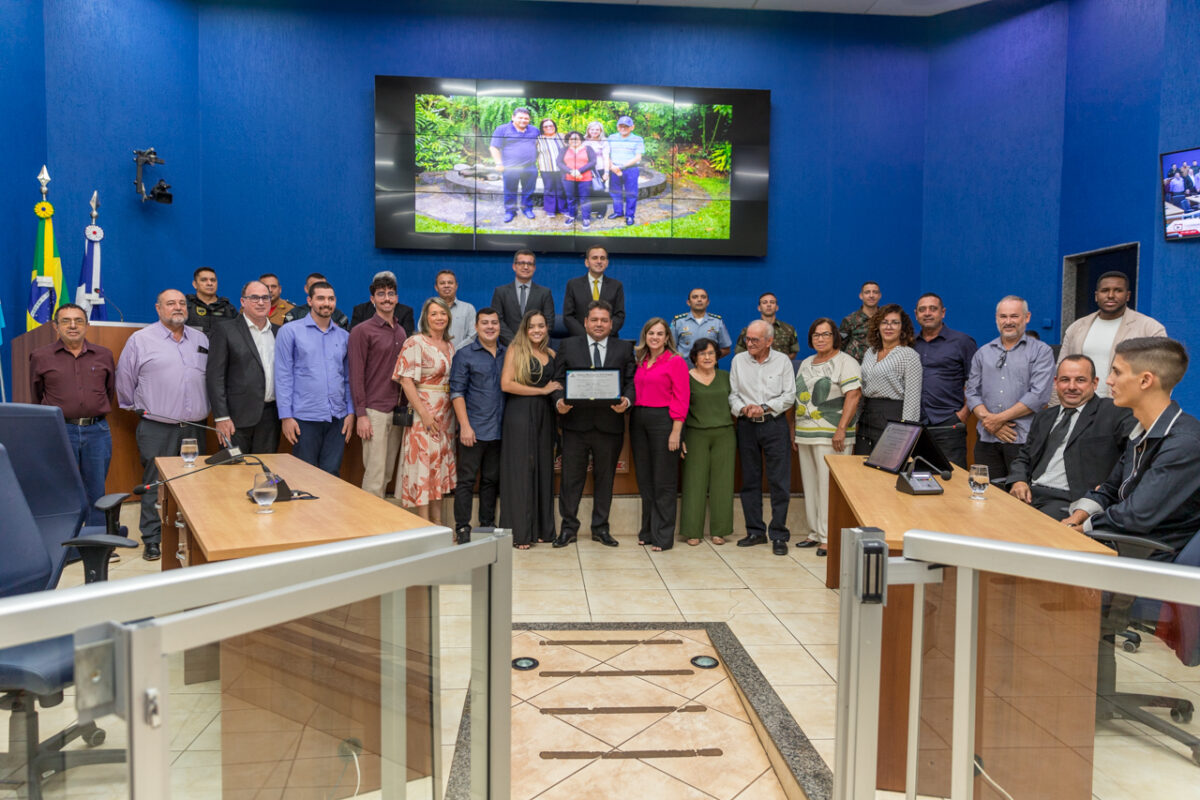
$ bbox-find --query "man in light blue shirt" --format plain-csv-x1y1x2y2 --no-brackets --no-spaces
607,115,645,226
275,281,355,475
671,287,732,358
965,295,1055,481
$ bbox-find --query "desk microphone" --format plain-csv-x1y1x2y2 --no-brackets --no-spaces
908,455,952,481
131,451,258,495
130,408,243,465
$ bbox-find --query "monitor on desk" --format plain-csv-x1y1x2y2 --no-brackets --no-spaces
863,421,953,476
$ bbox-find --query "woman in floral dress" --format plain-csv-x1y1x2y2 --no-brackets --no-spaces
394,297,456,521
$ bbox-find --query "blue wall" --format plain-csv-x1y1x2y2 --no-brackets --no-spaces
6,0,1199,407
193,1,928,346
0,0,48,396
921,0,1069,345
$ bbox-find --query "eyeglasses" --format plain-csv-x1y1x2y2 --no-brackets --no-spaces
373,291,398,298
744,337,763,344
243,294,270,303
514,260,535,267
879,320,902,328
811,332,834,339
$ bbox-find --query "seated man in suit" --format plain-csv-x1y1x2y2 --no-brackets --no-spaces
1007,355,1135,519
1063,338,1200,557
492,249,555,344
563,245,625,338
552,300,636,548
349,269,416,334
206,280,281,455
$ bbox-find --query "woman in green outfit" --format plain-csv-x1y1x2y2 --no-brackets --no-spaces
679,337,736,546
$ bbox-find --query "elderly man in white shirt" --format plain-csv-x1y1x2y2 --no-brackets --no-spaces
729,320,798,555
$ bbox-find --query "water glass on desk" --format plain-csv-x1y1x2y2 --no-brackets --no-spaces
252,472,278,513
180,437,199,467
969,464,989,500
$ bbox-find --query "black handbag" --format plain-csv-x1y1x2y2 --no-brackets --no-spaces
393,405,414,427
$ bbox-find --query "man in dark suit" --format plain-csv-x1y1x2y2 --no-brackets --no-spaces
563,245,625,338
206,280,281,454
349,270,415,334
552,301,636,548
1007,355,1136,519
491,249,555,344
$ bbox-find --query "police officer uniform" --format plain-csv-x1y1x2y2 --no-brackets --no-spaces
671,312,732,358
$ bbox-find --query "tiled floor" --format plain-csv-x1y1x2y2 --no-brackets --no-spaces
9,499,1200,799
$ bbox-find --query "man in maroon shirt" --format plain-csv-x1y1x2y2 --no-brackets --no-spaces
29,303,117,525
349,273,408,498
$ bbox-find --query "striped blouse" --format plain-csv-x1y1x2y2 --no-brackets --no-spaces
860,346,923,423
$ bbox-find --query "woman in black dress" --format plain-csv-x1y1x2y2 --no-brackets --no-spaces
499,310,561,548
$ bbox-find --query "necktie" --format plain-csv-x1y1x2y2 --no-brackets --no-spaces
519,283,528,315
592,279,600,301
592,342,603,369
1031,407,1077,482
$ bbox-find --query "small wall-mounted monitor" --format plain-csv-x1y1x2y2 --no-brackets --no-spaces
375,76,770,257
1161,147,1200,240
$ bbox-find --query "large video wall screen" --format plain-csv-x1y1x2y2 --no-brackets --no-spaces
375,76,769,256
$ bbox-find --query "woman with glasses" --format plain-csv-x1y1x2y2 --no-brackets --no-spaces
793,319,861,555
535,118,567,218
853,304,922,455
678,337,736,546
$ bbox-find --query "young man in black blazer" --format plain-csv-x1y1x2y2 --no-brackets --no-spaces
562,245,625,338
206,280,281,454
491,249,555,344
551,301,636,548
1007,355,1135,519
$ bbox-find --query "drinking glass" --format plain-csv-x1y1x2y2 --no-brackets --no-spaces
252,472,278,514
969,464,989,500
180,438,199,468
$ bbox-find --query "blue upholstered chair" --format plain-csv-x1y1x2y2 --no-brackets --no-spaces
0,430,136,797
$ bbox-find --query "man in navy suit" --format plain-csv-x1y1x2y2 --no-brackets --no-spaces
551,301,636,548
490,250,555,344
562,245,625,338
206,280,281,454
1007,355,1135,519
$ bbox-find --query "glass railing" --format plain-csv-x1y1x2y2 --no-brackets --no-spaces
835,527,1200,800
0,528,511,800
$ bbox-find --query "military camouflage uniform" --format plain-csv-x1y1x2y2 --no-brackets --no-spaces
735,319,800,357
839,308,872,362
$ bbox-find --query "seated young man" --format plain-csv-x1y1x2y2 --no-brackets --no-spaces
1063,337,1200,557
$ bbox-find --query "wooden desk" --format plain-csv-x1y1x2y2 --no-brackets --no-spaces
156,454,442,797
824,455,1112,797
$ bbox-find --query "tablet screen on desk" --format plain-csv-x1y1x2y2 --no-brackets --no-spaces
864,422,923,473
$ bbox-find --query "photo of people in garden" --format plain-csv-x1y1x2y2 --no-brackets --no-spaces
413,94,732,239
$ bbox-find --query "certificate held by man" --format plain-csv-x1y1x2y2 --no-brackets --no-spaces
565,368,622,404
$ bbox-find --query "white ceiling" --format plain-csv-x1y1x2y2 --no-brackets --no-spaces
521,0,991,16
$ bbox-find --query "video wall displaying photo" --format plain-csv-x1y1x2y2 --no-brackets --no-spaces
1162,147,1200,240
375,76,769,256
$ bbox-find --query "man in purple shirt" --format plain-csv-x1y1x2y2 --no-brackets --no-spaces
349,274,407,497
965,295,1055,480
488,106,539,223
275,281,355,475
116,289,210,560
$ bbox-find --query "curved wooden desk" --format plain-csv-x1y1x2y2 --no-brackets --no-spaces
824,455,1113,798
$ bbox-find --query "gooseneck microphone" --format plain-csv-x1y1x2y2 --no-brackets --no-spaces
130,408,243,464
131,452,263,495
909,455,952,482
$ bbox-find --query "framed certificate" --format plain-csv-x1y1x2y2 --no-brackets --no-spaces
565,369,621,404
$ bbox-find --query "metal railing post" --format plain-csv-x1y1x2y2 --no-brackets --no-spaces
471,531,511,800
950,567,979,800
123,622,170,799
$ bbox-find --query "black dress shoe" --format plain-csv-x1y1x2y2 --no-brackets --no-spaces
816,548,827,557
795,539,819,549
736,534,767,547
592,532,619,547
552,533,577,548
772,541,788,556
142,542,161,561
455,525,472,545
608,212,624,220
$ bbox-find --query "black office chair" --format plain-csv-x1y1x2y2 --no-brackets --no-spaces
1090,529,1200,765
0,438,136,798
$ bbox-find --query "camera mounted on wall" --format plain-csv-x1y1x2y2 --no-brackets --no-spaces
133,148,172,204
